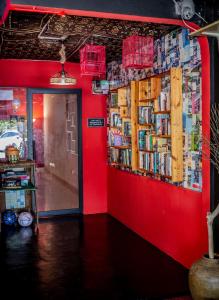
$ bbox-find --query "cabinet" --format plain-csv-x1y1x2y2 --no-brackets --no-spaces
0,160,38,232
108,67,183,183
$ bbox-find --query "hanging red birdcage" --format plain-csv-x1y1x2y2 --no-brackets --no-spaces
80,44,106,76
122,35,154,69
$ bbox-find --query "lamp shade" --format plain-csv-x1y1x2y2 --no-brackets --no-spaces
50,64,76,85
122,35,154,69
80,44,106,76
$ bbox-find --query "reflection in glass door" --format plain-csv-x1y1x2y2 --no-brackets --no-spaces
0,88,28,160
32,92,80,213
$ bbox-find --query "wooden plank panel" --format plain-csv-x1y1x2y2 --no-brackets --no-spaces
118,87,127,106
109,108,119,113
152,77,161,111
139,80,148,100
154,98,159,112
120,106,129,118
137,124,154,130
151,77,158,98
139,77,161,101
131,81,139,171
154,77,161,98
170,68,183,182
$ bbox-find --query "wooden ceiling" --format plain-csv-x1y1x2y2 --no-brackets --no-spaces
0,11,178,62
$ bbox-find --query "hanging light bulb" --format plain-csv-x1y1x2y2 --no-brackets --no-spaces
50,43,77,85
12,99,21,112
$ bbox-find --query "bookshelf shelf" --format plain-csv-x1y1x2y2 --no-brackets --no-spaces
139,150,155,153
109,145,131,149
136,68,183,182
138,168,172,179
152,135,171,138
109,126,122,130
138,98,155,102
111,162,132,168
110,107,119,110
138,123,154,127
153,110,171,114
0,160,38,232
0,183,36,192
108,85,132,167
108,67,183,183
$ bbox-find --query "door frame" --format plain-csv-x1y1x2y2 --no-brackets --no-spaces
27,88,83,216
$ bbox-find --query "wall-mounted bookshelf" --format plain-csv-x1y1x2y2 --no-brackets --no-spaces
108,67,183,183
108,85,132,169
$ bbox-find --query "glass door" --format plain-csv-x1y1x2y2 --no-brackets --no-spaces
28,89,82,214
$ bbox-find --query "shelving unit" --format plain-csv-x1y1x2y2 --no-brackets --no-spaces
108,85,132,168
134,68,183,181
0,160,38,232
108,67,183,183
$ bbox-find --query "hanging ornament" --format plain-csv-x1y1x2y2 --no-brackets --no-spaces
80,44,106,76
50,44,76,85
122,35,154,69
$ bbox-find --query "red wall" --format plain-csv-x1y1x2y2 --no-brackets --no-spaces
1,5,211,267
0,59,108,215
108,37,210,268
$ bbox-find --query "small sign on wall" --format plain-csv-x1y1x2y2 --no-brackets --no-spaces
88,118,105,127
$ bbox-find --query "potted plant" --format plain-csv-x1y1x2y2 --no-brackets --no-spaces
189,104,219,299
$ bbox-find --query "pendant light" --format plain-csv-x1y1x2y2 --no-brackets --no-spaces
50,43,76,85
122,35,154,69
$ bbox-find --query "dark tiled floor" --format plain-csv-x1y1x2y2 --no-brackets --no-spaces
0,214,191,300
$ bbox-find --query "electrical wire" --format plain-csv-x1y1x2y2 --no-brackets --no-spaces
39,14,49,29
194,12,208,24
38,15,56,39
181,17,197,31
0,31,4,54
66,34,91,59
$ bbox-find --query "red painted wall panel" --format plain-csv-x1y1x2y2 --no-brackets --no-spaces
108,168,205,268
108,36,210,268
0,59,108,214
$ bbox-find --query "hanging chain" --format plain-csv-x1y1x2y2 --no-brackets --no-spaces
59,43,66,64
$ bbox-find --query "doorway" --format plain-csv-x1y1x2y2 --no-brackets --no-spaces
27,88,82,216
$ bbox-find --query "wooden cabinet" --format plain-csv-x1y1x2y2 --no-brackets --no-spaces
108,67,183,183
0,160,38,231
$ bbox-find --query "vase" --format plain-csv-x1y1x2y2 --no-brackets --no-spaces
5,146,20,163
189,254,219,300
